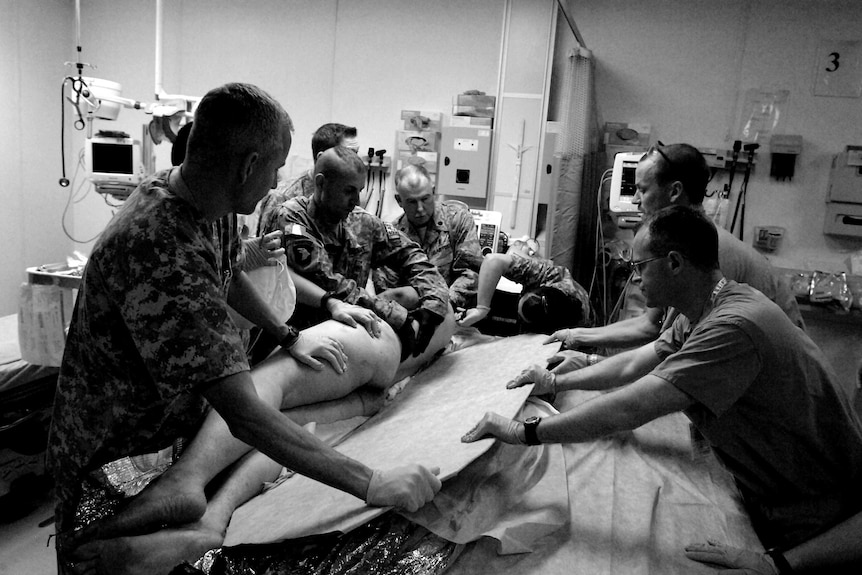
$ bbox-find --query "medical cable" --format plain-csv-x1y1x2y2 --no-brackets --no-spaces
729,143,759,240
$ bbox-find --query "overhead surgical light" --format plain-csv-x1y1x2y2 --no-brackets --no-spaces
59,0,201,188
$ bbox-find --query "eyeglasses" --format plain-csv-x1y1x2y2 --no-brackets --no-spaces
626,253,669,275
645,141,674,169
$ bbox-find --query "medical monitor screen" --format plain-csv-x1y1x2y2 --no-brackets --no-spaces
91,142,134,174
85,135,142,188
618,160,637,200
609,152,643,214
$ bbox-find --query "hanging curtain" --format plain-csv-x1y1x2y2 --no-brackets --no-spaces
551,47,602,288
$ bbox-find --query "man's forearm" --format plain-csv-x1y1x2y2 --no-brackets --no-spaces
567,312,662,348
783,509,862,571
554,343,661,392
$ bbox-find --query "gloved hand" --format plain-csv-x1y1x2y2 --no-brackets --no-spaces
543,327,587,350
461,412,525,444
365,464,442,512
407,308,444,358
546,349,592,375
684,541,778,574
506,364,556,395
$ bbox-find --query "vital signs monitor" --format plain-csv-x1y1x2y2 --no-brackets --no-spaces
608,151,643,227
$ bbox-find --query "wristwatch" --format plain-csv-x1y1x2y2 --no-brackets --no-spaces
523,416,542,445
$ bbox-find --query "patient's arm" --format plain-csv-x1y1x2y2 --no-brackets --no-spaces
457,253,510,327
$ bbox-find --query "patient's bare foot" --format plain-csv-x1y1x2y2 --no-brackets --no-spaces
70,518,224,575
72,473,207,545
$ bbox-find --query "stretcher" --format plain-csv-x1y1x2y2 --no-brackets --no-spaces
195,333,762,574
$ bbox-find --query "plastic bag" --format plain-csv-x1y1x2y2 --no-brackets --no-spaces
809,271,852,311
229,256,296,329
17,283,74,366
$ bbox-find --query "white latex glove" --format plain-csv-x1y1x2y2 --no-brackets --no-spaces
365,464,442,513
546,349,592,375
685,541,779,574
543,327,587,349
461,412,525,445
506,364,556,395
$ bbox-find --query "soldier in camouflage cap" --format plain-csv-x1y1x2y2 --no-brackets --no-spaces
49,83,442,574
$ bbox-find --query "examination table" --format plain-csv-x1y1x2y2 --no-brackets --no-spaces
180,332,761,575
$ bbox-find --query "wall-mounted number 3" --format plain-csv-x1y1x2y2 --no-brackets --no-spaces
826,51,840,72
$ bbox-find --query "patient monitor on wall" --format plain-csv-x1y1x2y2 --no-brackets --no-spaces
609,151,643,228
85,133,144,198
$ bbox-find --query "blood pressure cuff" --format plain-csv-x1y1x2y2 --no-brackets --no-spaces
283,223,325,274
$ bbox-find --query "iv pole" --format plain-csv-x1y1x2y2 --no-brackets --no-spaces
508,119,534,229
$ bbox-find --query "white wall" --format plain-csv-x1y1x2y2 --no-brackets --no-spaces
1,0,504,316
569,0,862,272
69,0,503,243
0,0,73,315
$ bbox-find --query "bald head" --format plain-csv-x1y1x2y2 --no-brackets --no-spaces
313,146,367,223
315,145,366,180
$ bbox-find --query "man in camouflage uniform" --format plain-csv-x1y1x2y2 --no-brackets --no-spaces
265,146,452,361
458,237,594,334
48,84,441,574
373,164,484,312
256,122,359,237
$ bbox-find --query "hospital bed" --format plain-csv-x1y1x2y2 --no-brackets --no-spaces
0,314,59,505
172,332,761,575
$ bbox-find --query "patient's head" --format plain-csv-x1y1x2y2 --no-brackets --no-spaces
517,286,583,334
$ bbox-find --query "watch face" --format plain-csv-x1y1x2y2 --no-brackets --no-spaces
525,416,540,424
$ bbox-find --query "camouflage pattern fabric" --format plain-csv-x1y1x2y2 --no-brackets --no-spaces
256,171,315,237
375,200,484,310
267,196,449,329
48,168,249,534
507,253,595,327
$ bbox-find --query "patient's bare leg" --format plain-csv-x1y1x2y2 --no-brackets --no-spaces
72,312,455,546
72,319,409,542
70,451,283,575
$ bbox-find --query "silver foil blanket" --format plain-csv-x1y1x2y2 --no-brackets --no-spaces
177,512,463,575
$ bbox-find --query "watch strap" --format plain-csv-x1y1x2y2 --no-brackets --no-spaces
523,417,541,445
766,548,794,574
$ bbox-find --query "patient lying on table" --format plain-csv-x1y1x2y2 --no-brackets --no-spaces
65,314,454,575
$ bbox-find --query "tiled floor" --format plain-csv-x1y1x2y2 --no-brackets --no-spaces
0,482,56,574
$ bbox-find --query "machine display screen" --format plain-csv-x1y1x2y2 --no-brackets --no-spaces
91,142,134,175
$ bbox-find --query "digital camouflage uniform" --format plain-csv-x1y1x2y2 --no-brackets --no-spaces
256,170,315,237
48,168,249,539
374,200,484,310
508,253,595,327
267,196,450,329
